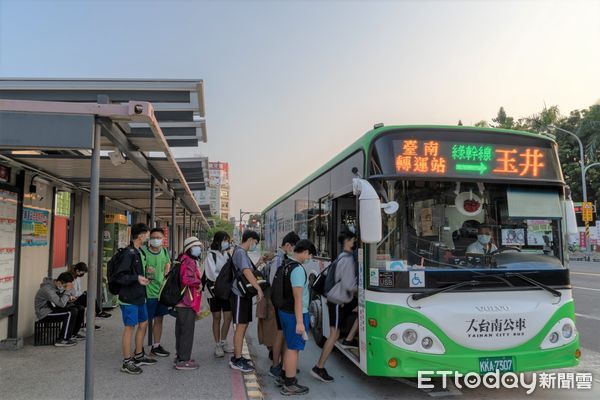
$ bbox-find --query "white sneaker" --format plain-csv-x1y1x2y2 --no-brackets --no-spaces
214,343,225,358
222,342,234,353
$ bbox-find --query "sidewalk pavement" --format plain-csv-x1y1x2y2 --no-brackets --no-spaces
0,308,247,400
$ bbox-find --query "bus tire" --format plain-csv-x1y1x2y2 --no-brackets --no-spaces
309,298,325,347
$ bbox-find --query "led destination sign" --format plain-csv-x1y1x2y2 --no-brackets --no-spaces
392,138,559,181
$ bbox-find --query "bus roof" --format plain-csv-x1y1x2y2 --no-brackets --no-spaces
262,125,556,213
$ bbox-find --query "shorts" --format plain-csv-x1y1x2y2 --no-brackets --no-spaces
208,296,232,313
327,298,358,330
120,303,148,327
230,294,253,324
146,298,169,320
274,307,282,331
278,310,310,351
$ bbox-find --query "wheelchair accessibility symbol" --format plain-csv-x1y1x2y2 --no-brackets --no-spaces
409,271,425,288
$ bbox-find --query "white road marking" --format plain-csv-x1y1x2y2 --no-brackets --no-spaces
575,313,600,322
573,286,600,292
571,272,600,277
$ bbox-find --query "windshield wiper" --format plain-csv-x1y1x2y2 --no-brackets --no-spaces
503,272,562,298
411,280,482,301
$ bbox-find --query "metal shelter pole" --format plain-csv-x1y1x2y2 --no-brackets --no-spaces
150,176,156,228
171,198,176,259
183,208,187,239
85,120,101,400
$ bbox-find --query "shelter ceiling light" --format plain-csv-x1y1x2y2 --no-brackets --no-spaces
108,149,126,166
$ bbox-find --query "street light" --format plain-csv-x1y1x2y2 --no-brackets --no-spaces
550,125,594,257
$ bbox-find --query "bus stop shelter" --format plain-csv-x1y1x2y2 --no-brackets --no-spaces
0,97,207,399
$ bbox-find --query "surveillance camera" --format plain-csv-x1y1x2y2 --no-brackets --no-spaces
108,150,126,166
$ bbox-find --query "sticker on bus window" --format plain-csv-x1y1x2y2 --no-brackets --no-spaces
369,268,379,286
386,260,407,271
409,271,425,288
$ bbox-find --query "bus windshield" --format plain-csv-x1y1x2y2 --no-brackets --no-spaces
374,180,565,271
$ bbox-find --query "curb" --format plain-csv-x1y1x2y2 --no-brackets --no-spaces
242,339,264,400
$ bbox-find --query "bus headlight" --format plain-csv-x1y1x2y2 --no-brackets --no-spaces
386,323,445,354
402,329,417,345
541,318,577,349
422,337,433,349
562,323,573,339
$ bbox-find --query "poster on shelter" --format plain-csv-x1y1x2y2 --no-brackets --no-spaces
21,207,49,246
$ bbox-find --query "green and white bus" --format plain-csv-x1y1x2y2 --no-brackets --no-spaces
262,125,580,377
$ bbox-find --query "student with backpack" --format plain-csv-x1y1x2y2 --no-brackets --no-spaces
229,230,268,373
271,239,316,396
261,231,300,380
311,230,358,383
173,236,204,370
204,231,234,357
109,223,157,375
141,228,171,358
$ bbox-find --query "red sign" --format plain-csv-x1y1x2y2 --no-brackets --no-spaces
579,232,587,247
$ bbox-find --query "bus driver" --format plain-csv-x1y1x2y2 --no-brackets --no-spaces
466,225,498,255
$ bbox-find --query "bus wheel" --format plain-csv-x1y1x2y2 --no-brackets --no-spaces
309,298,325,347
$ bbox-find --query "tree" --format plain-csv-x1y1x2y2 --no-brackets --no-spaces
458,120,463,126
492,107,515,129
474,120,489,128
207,217,234,241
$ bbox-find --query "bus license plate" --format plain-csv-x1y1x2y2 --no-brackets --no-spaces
479,356,514,373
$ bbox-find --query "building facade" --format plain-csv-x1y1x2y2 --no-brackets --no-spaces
194,161,230,220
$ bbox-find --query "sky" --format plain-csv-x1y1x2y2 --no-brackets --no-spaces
1,0,599,218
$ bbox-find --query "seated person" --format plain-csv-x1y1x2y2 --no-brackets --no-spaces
34,272,84,347
66,262,111,319
466,225,498,255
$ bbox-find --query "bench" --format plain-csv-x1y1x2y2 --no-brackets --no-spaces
34,319,63,346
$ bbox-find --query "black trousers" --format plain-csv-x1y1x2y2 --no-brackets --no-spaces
73,293,102,315
175,307,196,362
41,305,84,340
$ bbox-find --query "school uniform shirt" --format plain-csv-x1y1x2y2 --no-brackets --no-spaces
466,241,498,255
289,257,309,313
141,246,171,299
231,247,253,297
204,249,230,282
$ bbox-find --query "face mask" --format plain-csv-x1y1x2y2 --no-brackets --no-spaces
303,258,312,265
478,234,491,245
142,236,149,244
250,243,258,252
190,246,202,258
221,241,230,251
149,238,163,248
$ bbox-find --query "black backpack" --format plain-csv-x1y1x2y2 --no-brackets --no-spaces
159,260,183,307
107,248,128,295
271,259,306,312
213,255,236,300
312,252,347,297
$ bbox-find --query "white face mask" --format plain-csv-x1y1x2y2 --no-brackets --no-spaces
478,234,491,245
149,238,163,248
250,242,258,252
221,241,230,251
190,246,202,257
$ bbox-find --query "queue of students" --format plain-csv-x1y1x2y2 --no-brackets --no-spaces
34,225,358,396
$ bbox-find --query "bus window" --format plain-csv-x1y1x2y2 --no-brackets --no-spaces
374,181,564,275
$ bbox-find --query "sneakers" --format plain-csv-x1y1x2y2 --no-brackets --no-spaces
311,366,334,382
149,345,170,357
214,343,225,358
222,341,234,353
121,358,142,375
97,311,112,319
281,379,309,396
134,351,158,366
229,357,255,372
341,338,358,348
275,376,285,387
269,363,283,378
83,324,101,331
174,360,199,370
73,333,86,340
54,339,77,347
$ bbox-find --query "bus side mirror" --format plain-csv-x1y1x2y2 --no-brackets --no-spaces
564,198,578,236
353,178,398,243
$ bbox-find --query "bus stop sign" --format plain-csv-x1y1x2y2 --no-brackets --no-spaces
582,202,594,222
